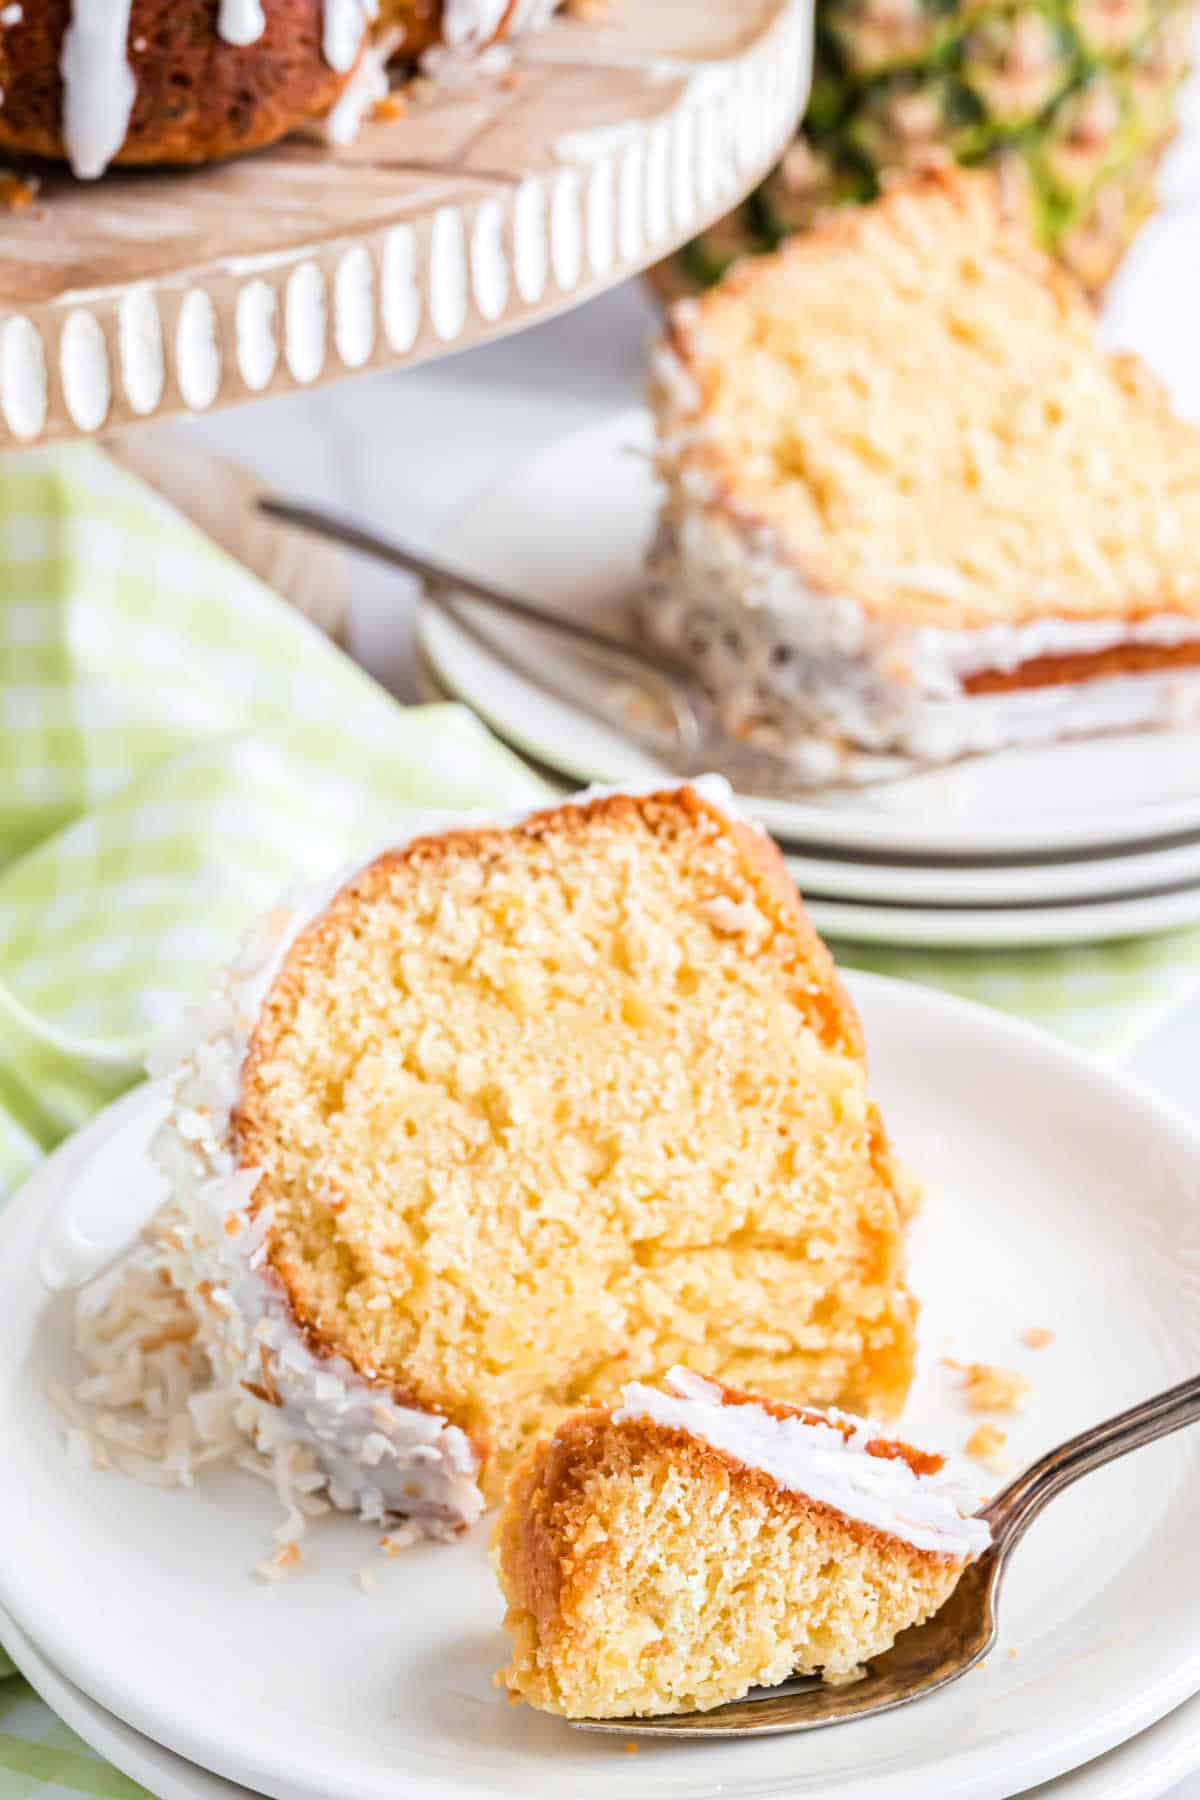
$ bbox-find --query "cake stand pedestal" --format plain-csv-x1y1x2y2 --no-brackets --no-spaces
0,0,810,451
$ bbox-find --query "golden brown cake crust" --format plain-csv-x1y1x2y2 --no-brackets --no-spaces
0,0,354,167
503,1402,964,1622
233,786,914,1479
962,638,1200,694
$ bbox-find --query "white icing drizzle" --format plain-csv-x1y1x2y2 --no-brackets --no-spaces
60,0,137,181
56,0,557,177
324,25,401,145
440,0,558,51
217,0,267,47
321,0,378,73
614,1369,992,1560
442,0,516,48
149,780,742,1535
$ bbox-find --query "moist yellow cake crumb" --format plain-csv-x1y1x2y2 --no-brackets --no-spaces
234,787,917,1498
946,1360,1032,1413
652,171,1200,634
256,1541,303,1582
965,1424,1009,1474
1020,1328,1056,1350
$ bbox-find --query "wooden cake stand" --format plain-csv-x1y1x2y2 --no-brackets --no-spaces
0,0,810,451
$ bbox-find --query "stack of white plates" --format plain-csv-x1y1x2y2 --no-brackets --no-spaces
416,411,1200,950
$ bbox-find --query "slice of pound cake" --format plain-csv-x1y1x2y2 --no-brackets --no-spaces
644,170,1200,783
495,1367,989,1717
151,781,915,1535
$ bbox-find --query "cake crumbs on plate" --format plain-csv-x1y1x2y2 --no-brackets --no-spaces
1020,1327,1056,1350
379,1525,420,1557
372,92,407,122
0,169,37,208
944,1359,1032,1412
257,1541,302,1581
965,1423,1009,1474
0,171,37,210
357,1566,379,1594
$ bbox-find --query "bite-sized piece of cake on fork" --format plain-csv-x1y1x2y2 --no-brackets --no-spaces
643,170,1200,785
494,1367,988,1718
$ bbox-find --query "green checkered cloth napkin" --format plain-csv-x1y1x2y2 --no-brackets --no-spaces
2,442,1200,1798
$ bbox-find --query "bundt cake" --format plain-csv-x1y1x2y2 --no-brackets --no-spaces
643,170,1200,785
150,780,917,1537
0,1,560,178
495,1367,989,1717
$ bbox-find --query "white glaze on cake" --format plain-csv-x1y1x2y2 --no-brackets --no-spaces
441,0,559,50
58,0,375,179
150,780,742,1536
645,508,1200,781
55,0,559,178
324,25,401,144
60,0,137,180
614,1368,991,1559
217,0,267,46
321,0,378,74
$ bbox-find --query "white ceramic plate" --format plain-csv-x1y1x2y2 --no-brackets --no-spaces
416,654,1200,944
0,1610,261,1800
5,1607,1200,1800
783,838,1200,909
6,1605,1200,1800
419,653,1200,909
4,975,1200,1800
417,410,1200,859
803,884,1200,948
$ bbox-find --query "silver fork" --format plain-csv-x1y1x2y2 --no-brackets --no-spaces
256,497,867,797
575,1371,1200,1738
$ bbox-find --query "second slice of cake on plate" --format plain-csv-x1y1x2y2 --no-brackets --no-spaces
495,1368,989,1718
644,170,1200,783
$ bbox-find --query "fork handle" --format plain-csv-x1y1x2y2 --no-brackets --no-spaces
257,496,690,676
983,1371,1200,1553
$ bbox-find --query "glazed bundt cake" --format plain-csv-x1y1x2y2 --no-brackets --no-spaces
151,781,917,1536
644,170,1200,783
0,1,560,177
495,1367,988,1717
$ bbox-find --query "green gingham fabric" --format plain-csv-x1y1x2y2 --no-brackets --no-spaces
2,444,1200,1797
836,933,1200,1058
0,1679,143,1800
0,444,549,1200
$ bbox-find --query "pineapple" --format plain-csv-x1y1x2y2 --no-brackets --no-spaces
663,0,1192,294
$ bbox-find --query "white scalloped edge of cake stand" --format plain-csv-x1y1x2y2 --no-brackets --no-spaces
0,0,810,450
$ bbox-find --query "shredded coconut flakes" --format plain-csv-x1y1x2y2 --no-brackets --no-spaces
51,1230,365,1572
